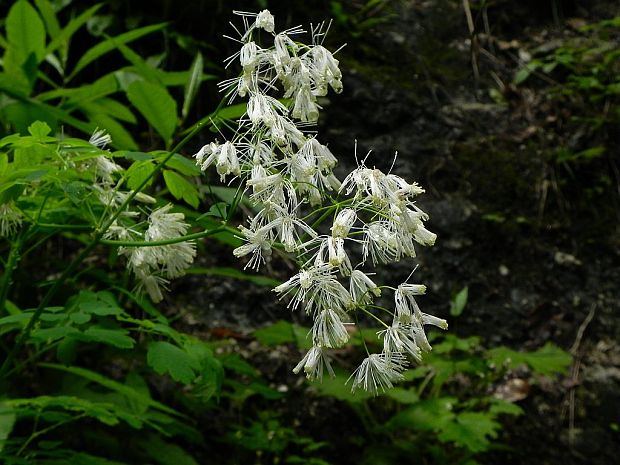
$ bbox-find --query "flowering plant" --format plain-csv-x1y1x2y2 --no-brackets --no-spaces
193,10,448,393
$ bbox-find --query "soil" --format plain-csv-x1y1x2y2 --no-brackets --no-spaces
172,1,619,464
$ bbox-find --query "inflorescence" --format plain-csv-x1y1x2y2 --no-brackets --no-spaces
194,10,448,394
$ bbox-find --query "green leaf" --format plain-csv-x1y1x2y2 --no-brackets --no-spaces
126,160,155,190
437,412,500,453
314,371,373,403
45,4,103,65
34,0,61,39
0,407,16,453
486,343,572,376
450,286,469,317
254,320,301,346
521,343,572,376
6,0,46,65
27,120,52,139
82,327,135,349
163,169,199,208
77,291,123,316
70,23,167,79
383,387,419,404
147,341,200,384
157,152,200,176
182,52,203,119
488,398,524,416
127,80,177,142
31,326,80,342
387,398,457,431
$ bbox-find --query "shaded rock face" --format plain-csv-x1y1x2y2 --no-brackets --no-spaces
311,1,620,464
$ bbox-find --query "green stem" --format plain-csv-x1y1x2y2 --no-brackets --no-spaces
100,227,226,247
16,413,87,457
34,223,93,231
0,122,208,381
0,233,26,314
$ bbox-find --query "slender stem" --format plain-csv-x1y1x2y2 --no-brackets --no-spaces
100,227,226,247
360,307,389,328
0,233,25,314
0,122,209,381
16,413,87,456
34,223,93,231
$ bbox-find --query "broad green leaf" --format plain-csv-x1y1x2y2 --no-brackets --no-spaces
163,169,199,208
69,23,167,79
158,152,200,176
182,52,203,119
126,160,155,190
77,290,123,316
147,341,200,384
437,412,500,453
82,327,135,349
450,286,468,317
6,0,46,65
127,80,177,142
95,97,137,124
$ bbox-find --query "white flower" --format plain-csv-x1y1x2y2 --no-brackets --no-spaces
272,210,317,252
93,156,122,184
240,41,261,70
312,309,350,348
233,222,276,270
293,345,335,381
216,141,241,180
292,84,320,122
194,142,219,171
309,45,343,95
378,323,423,363
255,10,275,33
0,202,23,238
89,128,112,149
349,270,381,305
274,264,351,314
331,208,357,238
349,353,408,394
247,92,287,127
146,204,189,240
362,221,400,265
134,268,168,303
327,237,352,275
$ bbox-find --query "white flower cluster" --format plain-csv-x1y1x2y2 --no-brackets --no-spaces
87,131,196,303
195,10,447,394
